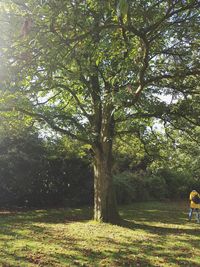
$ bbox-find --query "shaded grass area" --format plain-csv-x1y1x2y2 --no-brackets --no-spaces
0,201,200,266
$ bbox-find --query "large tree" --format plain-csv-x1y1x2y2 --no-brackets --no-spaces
0,0,199,223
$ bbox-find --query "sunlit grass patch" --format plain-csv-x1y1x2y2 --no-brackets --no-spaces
0,201,199,266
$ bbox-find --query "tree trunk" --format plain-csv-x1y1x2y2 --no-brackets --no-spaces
93,102,120,223
93,145,120,223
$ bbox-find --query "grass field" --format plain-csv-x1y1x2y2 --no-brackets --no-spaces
0,201,200,267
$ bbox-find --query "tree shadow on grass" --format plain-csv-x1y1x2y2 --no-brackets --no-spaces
95,222,200,267
117,218,200,267
0,207,93,225
0,252,29,265
51,244,157,267
1,203,200,266
0,211,156,266
121,219,200,236
120,207,189,225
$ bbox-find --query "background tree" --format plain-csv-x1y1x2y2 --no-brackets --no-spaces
0,0,199,223
0,118,93,208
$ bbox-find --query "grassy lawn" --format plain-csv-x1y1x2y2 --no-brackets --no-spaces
0,201,200,267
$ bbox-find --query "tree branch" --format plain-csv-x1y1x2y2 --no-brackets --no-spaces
0,107,90,143
33,91,62,106
55,83,92,124
135,37,150,99
146,0,199,35
145,69,200,85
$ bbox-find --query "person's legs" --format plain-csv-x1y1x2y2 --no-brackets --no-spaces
195,209,200,223
189,208,193,221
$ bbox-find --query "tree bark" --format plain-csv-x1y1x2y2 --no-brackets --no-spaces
93,145,120,223
93,103,120,223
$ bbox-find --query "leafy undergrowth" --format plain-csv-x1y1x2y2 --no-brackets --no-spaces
0,201,200,267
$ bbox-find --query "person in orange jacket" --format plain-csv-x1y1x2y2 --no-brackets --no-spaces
188,190,200,223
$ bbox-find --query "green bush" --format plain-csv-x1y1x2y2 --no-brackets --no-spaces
114,169,189,203
0,129,93,208
145,175,167,200
154,168,198,199
114,171,149,204
154,169,185,199
114,167,199,204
